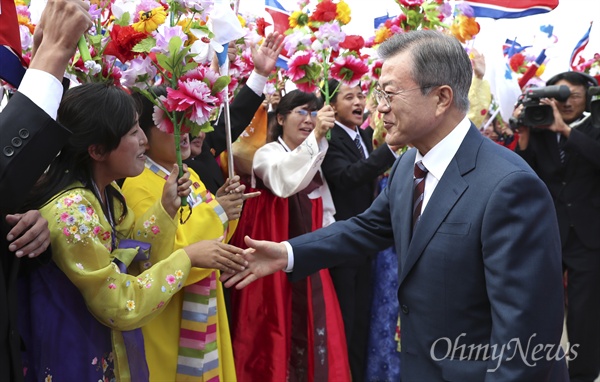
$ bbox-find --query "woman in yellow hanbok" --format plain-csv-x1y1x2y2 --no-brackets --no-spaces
121,90,250,381
19,83,247,382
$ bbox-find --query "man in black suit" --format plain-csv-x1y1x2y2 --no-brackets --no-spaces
516,71,600,382
0,1,92,379
184,33,284,194
321,80,397,381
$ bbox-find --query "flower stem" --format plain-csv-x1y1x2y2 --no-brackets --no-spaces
174,116,187,207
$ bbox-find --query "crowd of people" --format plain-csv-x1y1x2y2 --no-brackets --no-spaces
1,1,600,381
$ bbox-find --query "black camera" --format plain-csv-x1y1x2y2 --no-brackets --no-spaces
509,85,571,129
589,86,600,126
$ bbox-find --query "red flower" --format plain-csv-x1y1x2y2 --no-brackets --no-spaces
398,0,424,6
370,60,383,79
296,80,319,93
310,0,337,23
509,53,526,73
256,17,270,37
104,25,149,63
340,35,365,53
331,55,369,87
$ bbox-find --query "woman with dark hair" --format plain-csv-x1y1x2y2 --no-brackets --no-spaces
19,83,247,381
121,87,254,381
229,90,351,381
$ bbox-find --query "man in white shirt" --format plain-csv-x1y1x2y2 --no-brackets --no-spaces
224,30,568,381
0,1,92,379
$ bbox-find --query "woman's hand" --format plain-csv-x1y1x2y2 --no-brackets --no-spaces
314,105,335,141
216,177,260,220
161,164,192,218
184,238,248,274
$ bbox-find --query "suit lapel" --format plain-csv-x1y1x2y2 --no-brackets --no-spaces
397,125,480,286
395,150,417,271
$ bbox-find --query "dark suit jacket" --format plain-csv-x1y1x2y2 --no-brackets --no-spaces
0,92,71,382
516,117,600,249
185,85,264,194
289,125,568,381
321,123,397,220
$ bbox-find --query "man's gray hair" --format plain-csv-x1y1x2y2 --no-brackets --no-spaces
378,30,472,112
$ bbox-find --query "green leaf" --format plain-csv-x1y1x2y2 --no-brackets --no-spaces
168,36,184,58
156,54,173,74
212,76,231,95
305,65,322,79
113,11,131,26
88,34,103,46
182,61,199,73
189,120,215,137
132,37,157,53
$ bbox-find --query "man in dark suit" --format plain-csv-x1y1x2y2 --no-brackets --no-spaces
320,79,397,381
0,1,92,379
224,30,568,381
184,33,283,194
516,71,600,382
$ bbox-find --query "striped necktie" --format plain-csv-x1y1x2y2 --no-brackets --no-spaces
354,134,366,159
412,161,428,231
558,134,567,164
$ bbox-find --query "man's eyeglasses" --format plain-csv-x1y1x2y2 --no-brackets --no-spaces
374,85,438,109
293,109,318,118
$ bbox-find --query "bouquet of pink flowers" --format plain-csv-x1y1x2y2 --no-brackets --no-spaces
283,0,368,104
72,0,232,208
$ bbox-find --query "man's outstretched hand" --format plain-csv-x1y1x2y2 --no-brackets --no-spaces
220,235,289,289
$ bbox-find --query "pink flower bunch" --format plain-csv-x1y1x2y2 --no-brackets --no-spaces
283,0,369,103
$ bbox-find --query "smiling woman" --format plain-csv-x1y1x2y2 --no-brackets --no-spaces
225,90,353,381
18,83,248,381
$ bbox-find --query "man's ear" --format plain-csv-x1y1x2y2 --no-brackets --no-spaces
435,85,453,116
88,144,107,161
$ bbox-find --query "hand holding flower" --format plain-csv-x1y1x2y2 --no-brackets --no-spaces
161,164,192,219
314,105,336,141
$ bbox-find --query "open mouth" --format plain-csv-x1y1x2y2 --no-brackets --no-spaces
352,108,363,117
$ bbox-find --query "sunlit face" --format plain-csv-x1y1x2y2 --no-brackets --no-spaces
377,51,440,151
331,84,366,128
145,126,191,170
483,124,499,141
278,103,317,150
554,79,587,124
102,123,148,179
189,132,206,157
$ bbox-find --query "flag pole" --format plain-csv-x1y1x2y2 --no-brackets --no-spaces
220,56,235,180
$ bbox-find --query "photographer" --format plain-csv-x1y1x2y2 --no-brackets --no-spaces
515,71,600,382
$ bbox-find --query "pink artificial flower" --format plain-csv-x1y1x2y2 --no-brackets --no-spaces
370,60,383,80
296,80,319,93
167,79,218,128
330,55,369,87
287,51,315,81
399,0,424,6
152,97,175,134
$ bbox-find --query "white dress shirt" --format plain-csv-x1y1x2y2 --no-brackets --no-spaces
18,69,63,120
